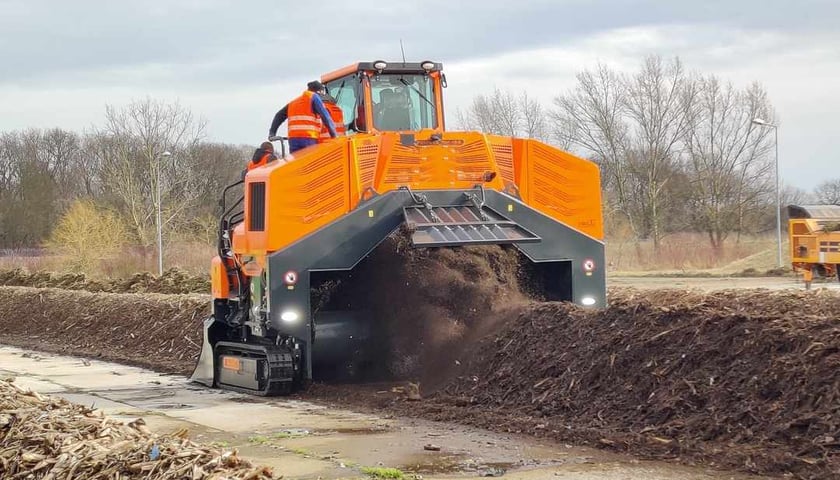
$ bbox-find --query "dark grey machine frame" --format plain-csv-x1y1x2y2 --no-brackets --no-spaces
263,188,605,380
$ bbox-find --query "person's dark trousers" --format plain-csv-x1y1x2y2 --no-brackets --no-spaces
289,138,318,153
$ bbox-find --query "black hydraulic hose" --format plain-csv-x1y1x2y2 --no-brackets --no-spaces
217,181,244,258
218,195,246,300
216,180,245,300
218,195,244,258
228,211,244,227
219,179,245,217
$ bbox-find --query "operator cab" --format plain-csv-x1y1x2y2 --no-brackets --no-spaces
320,60,446,134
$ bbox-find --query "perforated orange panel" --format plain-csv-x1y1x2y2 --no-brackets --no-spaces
355,142,379,191
239,140,351,253
487,137,516,185
236,132,603,255
516,140,603,240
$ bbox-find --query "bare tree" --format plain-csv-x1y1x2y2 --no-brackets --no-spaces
0,130,61,247
814,179,840,205
551,58,695,249
780,183,812,209
520,91,547,141
456,88,548,141
39,128,86,202
0,132,20,197
682,78,775,249
457,88,518,136
622,57,696,249
92,97,206,249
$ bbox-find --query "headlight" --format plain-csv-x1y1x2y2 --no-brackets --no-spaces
421,60,435,72
373,60,387,70
581,296,596,306
280,310,299,323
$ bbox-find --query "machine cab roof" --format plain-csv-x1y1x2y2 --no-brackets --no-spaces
320,61,446,134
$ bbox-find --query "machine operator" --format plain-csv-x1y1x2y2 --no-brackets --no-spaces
319,93,346,140
269,81,337,153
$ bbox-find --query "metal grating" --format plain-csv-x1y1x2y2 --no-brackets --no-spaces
404,205,540,247
490,142,515,183
248,182,266,231
355,143,379,190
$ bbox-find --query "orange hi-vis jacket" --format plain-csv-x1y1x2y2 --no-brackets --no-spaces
287,91,321,139
248,151,276,171
320,103,346,141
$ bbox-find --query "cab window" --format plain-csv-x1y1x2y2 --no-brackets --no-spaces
325,75,361,133
370,74,437,131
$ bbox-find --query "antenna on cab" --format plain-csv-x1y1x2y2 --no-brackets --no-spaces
400,39,406,66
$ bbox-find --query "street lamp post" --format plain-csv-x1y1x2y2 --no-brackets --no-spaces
156,151,172,276
751,118,782,268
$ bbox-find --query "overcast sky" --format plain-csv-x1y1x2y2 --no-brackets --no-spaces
1,0,837,190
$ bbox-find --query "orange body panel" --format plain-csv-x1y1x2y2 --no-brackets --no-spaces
789,219,840,280
513,139,604,239
211,255,230,299
236,131,603,255
321,64,360,83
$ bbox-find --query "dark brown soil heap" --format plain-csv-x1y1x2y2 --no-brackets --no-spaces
0,287,205,374
0,268,209,295
310,236,529,379
353,287,840,479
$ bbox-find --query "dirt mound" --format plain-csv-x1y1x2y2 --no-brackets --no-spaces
0,287,206,374
0,378,277,479
312,235,530,379
383,287,840,479
0,268,209,294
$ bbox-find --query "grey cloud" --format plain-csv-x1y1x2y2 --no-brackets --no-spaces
3,0,838,89
1,0,837,189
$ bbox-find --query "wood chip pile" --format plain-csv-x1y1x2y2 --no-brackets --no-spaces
0,379,278,479
0,268,209,295
0,287,206,374
412,287,840,479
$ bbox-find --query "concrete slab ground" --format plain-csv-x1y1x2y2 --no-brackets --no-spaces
0,345,775,479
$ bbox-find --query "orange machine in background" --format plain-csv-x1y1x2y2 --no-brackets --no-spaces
193,60,606,396
788,205,840,289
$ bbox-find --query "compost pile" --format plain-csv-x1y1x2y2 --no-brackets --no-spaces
311,234,530,379
0,287,206,374
0,268,209,294
373,287,840,479
0,378,277,479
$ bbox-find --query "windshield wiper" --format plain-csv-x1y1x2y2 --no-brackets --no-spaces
332,79,346,103
400,78,436,111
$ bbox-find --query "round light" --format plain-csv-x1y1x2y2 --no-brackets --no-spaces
283,270,298,285
583,259,595,272
280,310,299,323
373,60,387,70
421,61,435,72
581,296,597,306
